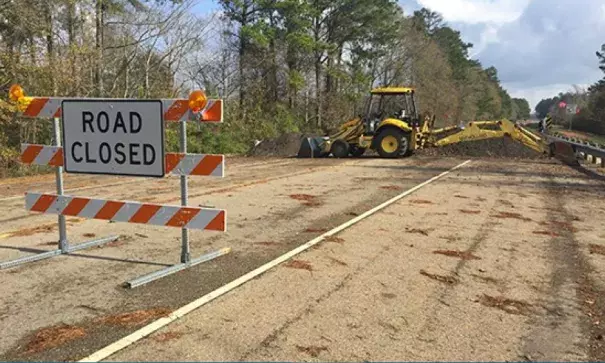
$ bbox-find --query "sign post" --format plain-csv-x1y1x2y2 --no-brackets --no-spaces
53,116,68,252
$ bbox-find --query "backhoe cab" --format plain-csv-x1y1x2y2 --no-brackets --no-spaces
297,87,421,158
361,87,420,157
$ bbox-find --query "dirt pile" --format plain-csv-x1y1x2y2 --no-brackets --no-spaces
247,133,305,157
417,138,546,159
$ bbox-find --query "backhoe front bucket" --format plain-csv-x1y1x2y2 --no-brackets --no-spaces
297,137,329,158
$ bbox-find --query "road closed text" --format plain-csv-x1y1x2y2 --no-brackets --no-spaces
62,100,164,177
71,111,156,166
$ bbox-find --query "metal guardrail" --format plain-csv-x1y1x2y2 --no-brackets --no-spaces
546,133,605,168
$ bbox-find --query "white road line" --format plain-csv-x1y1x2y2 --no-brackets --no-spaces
78,159,472,363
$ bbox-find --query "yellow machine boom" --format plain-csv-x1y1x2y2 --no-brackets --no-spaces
310,117,551,158
424,119,549,154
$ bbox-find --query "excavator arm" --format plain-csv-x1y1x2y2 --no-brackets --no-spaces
328,117,365,144
428,119,550,155
297,118,365,158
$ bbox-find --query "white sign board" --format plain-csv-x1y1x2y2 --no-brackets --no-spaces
61,100,165,177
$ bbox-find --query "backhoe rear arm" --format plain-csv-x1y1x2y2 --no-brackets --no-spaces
432,120,548,154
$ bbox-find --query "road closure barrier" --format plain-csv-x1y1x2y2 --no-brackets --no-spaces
1,85,230,288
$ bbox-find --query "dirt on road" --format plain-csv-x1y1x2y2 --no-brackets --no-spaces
0,155,604,362
103,157,605,362
247,133,306,157
417,137,547,159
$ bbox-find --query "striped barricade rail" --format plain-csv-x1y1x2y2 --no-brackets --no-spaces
26,193,226,231
14,96,223,122
21,144,225,177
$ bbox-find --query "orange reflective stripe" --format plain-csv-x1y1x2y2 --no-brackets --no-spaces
48,148,64,167
95,201,125,220
166,207,200,227
202,100,222,122
31,194,57,212
205,210,226,231
164,100,188,121
62,197,89,216
129,204,161,224
165,153,185,173
24,98,49,117
21,145,43,164
191,155,222,176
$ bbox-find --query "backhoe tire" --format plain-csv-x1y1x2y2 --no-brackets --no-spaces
331,139,350,158
375,128,409,158
350,145,366,157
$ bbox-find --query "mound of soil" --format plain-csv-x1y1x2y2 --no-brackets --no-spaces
417,138,547,159
247,133,306,157
248,131,546,160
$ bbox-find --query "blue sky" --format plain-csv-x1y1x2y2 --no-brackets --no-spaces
192,1,220,15
194,0,605,109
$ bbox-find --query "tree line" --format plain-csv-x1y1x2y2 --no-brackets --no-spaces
0,0,529,177
534,43,605,135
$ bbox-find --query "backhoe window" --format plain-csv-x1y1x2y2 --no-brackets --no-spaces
406,94,417,119
367,96,381,117
377,94,409,119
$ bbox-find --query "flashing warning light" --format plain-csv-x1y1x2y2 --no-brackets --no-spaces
9,84,24,102
188,90,208,113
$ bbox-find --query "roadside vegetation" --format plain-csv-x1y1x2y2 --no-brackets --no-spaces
534,44,605,137
0,0,531,177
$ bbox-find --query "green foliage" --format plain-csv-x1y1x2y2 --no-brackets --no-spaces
512,98,530,119
1,0,530,178
410,7,522,123
535,98,558,119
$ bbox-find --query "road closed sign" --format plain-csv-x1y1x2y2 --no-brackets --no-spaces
61,100,165,177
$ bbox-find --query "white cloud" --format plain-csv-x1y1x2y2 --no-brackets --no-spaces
416,0,530,24
409,0,605,107
468,23,500,58
477,0,605,89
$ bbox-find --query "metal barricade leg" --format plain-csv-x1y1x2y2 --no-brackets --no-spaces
124,114,230,288
0,118,118,270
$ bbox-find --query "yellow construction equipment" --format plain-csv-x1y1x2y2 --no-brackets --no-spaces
297,86,552,158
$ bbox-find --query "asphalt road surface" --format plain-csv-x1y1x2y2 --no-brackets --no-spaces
1,155,604,362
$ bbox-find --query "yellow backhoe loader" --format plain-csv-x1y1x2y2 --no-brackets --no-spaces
297,86,553,158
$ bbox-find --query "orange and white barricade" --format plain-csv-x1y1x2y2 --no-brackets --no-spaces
2,85,230,288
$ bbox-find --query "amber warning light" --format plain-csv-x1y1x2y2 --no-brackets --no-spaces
9,84,24,102
188,90,207,113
